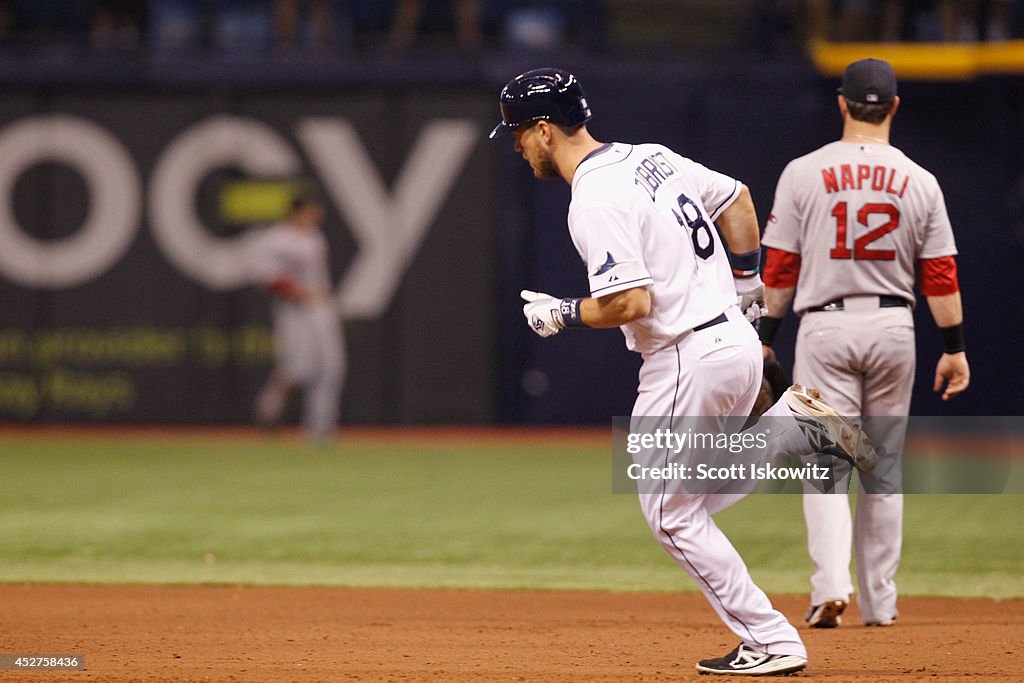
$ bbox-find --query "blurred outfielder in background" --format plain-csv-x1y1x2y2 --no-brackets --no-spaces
251,192,345,442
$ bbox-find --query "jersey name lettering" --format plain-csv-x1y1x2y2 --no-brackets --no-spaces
821,164,908,198
634,152,678,201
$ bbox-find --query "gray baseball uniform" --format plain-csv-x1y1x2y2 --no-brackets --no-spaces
251,222,345,441
763,139,958,624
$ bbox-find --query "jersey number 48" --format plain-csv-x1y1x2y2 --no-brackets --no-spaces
829,201,899,261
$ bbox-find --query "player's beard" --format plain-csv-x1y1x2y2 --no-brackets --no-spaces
533,148,560,179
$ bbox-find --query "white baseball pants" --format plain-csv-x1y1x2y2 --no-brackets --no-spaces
633,306,807,657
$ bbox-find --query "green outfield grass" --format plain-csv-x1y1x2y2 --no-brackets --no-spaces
0,430,1021,597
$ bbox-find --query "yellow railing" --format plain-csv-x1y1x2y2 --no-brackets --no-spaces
809,39,1024,79
805,0,1024,79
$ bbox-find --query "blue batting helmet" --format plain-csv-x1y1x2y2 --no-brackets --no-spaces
488,68,592,139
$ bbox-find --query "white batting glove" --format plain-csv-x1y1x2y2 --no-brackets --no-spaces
521,290,565,337
735,276,766,324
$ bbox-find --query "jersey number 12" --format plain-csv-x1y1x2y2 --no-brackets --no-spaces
829,201,899,261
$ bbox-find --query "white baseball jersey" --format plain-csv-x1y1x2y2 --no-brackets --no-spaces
250,223,332,296
762,140,957,313
571,143,811,656
569,142,742,355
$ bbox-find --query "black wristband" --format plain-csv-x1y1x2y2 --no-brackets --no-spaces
757,316,783,346
729,247,761,279
559,297,586,328
939,323,966,354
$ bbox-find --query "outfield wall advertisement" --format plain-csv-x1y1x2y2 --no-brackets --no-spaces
2,68,1022,424
0,92,499,424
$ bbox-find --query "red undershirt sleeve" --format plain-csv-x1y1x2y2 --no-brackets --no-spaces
918,256,959,296
763,247,802,289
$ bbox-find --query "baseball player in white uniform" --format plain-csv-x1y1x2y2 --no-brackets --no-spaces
251,194,346,442
760,58,970,628
491,67,879,676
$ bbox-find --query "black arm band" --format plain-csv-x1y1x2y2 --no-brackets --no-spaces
757,316,783,346
728,247,761,279
939,323,966,354
559,297,587,328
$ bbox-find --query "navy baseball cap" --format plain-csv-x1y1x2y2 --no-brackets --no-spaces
838,58,897,104
489,68,592,139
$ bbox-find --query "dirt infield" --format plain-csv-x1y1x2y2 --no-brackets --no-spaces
0,585,1019,682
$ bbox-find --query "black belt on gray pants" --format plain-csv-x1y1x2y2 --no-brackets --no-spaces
694,312,728,331
807,295,910,313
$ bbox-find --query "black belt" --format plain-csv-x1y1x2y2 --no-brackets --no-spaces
807,295,910,313
694,312,728,332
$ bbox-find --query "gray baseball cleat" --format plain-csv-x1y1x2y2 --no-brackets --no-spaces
784,384,878,472
805,599,848,628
